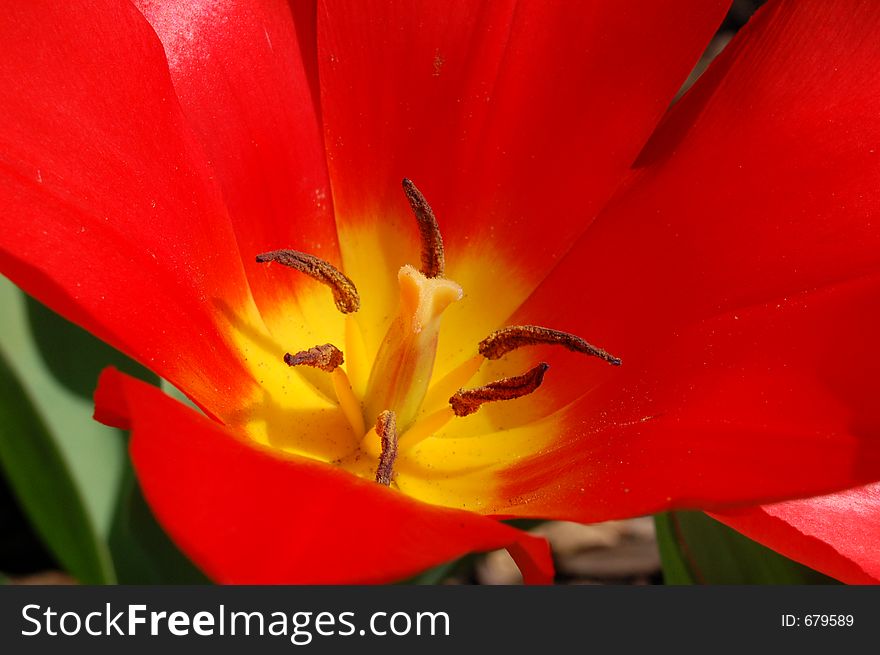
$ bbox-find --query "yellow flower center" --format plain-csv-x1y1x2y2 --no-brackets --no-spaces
232,180,619,510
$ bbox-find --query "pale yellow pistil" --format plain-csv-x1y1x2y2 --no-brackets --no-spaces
362,264,462,429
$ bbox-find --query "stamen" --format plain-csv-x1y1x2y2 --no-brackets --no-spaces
402,178,445,278
420,353,484,415
399,406,455,449
375,410,398,486
479,325,621,366
449,362,550,417
343,315,369,395
285,344,365,439
256,249,360,314
284,344,344,372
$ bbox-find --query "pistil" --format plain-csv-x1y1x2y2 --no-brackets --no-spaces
362,265,462,428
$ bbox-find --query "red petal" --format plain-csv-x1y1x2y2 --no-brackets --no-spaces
514,0,880,412
0,1,257,415
484,1,880,516
317,0,729,358
496,273,880,522
133,0,340,317
711,484,880,584
94,368,553,584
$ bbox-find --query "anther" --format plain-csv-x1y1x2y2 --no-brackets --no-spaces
375,410,398,486
256,249,360,314
479,325,621,366
449,363,550,417
284,344,365,439
402,178,445,278
284,344,344,373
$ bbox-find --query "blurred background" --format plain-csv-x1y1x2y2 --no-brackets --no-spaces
3,0,836,586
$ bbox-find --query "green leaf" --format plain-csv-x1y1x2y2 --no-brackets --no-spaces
655,511,838,584
399,555,475,585
108,462,210,584
654,513,696,584
0,279,126,534
24,294,157,400
0,283,203,583
0,350,115,584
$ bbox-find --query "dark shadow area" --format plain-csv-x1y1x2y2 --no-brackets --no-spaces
0,467,58,577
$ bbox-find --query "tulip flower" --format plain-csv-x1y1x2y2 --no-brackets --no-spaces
2,0,879,584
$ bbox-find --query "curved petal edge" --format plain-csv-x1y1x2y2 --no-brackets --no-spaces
711,484,880,585
94,367,553,584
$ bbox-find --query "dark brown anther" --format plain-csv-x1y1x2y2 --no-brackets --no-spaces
479,325,621,366
449,363,550,417
375,410,398,486
284,344,344,373
256,249,360,314
402,178,445,278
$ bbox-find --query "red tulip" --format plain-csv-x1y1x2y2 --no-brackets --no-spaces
1,0,879,583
